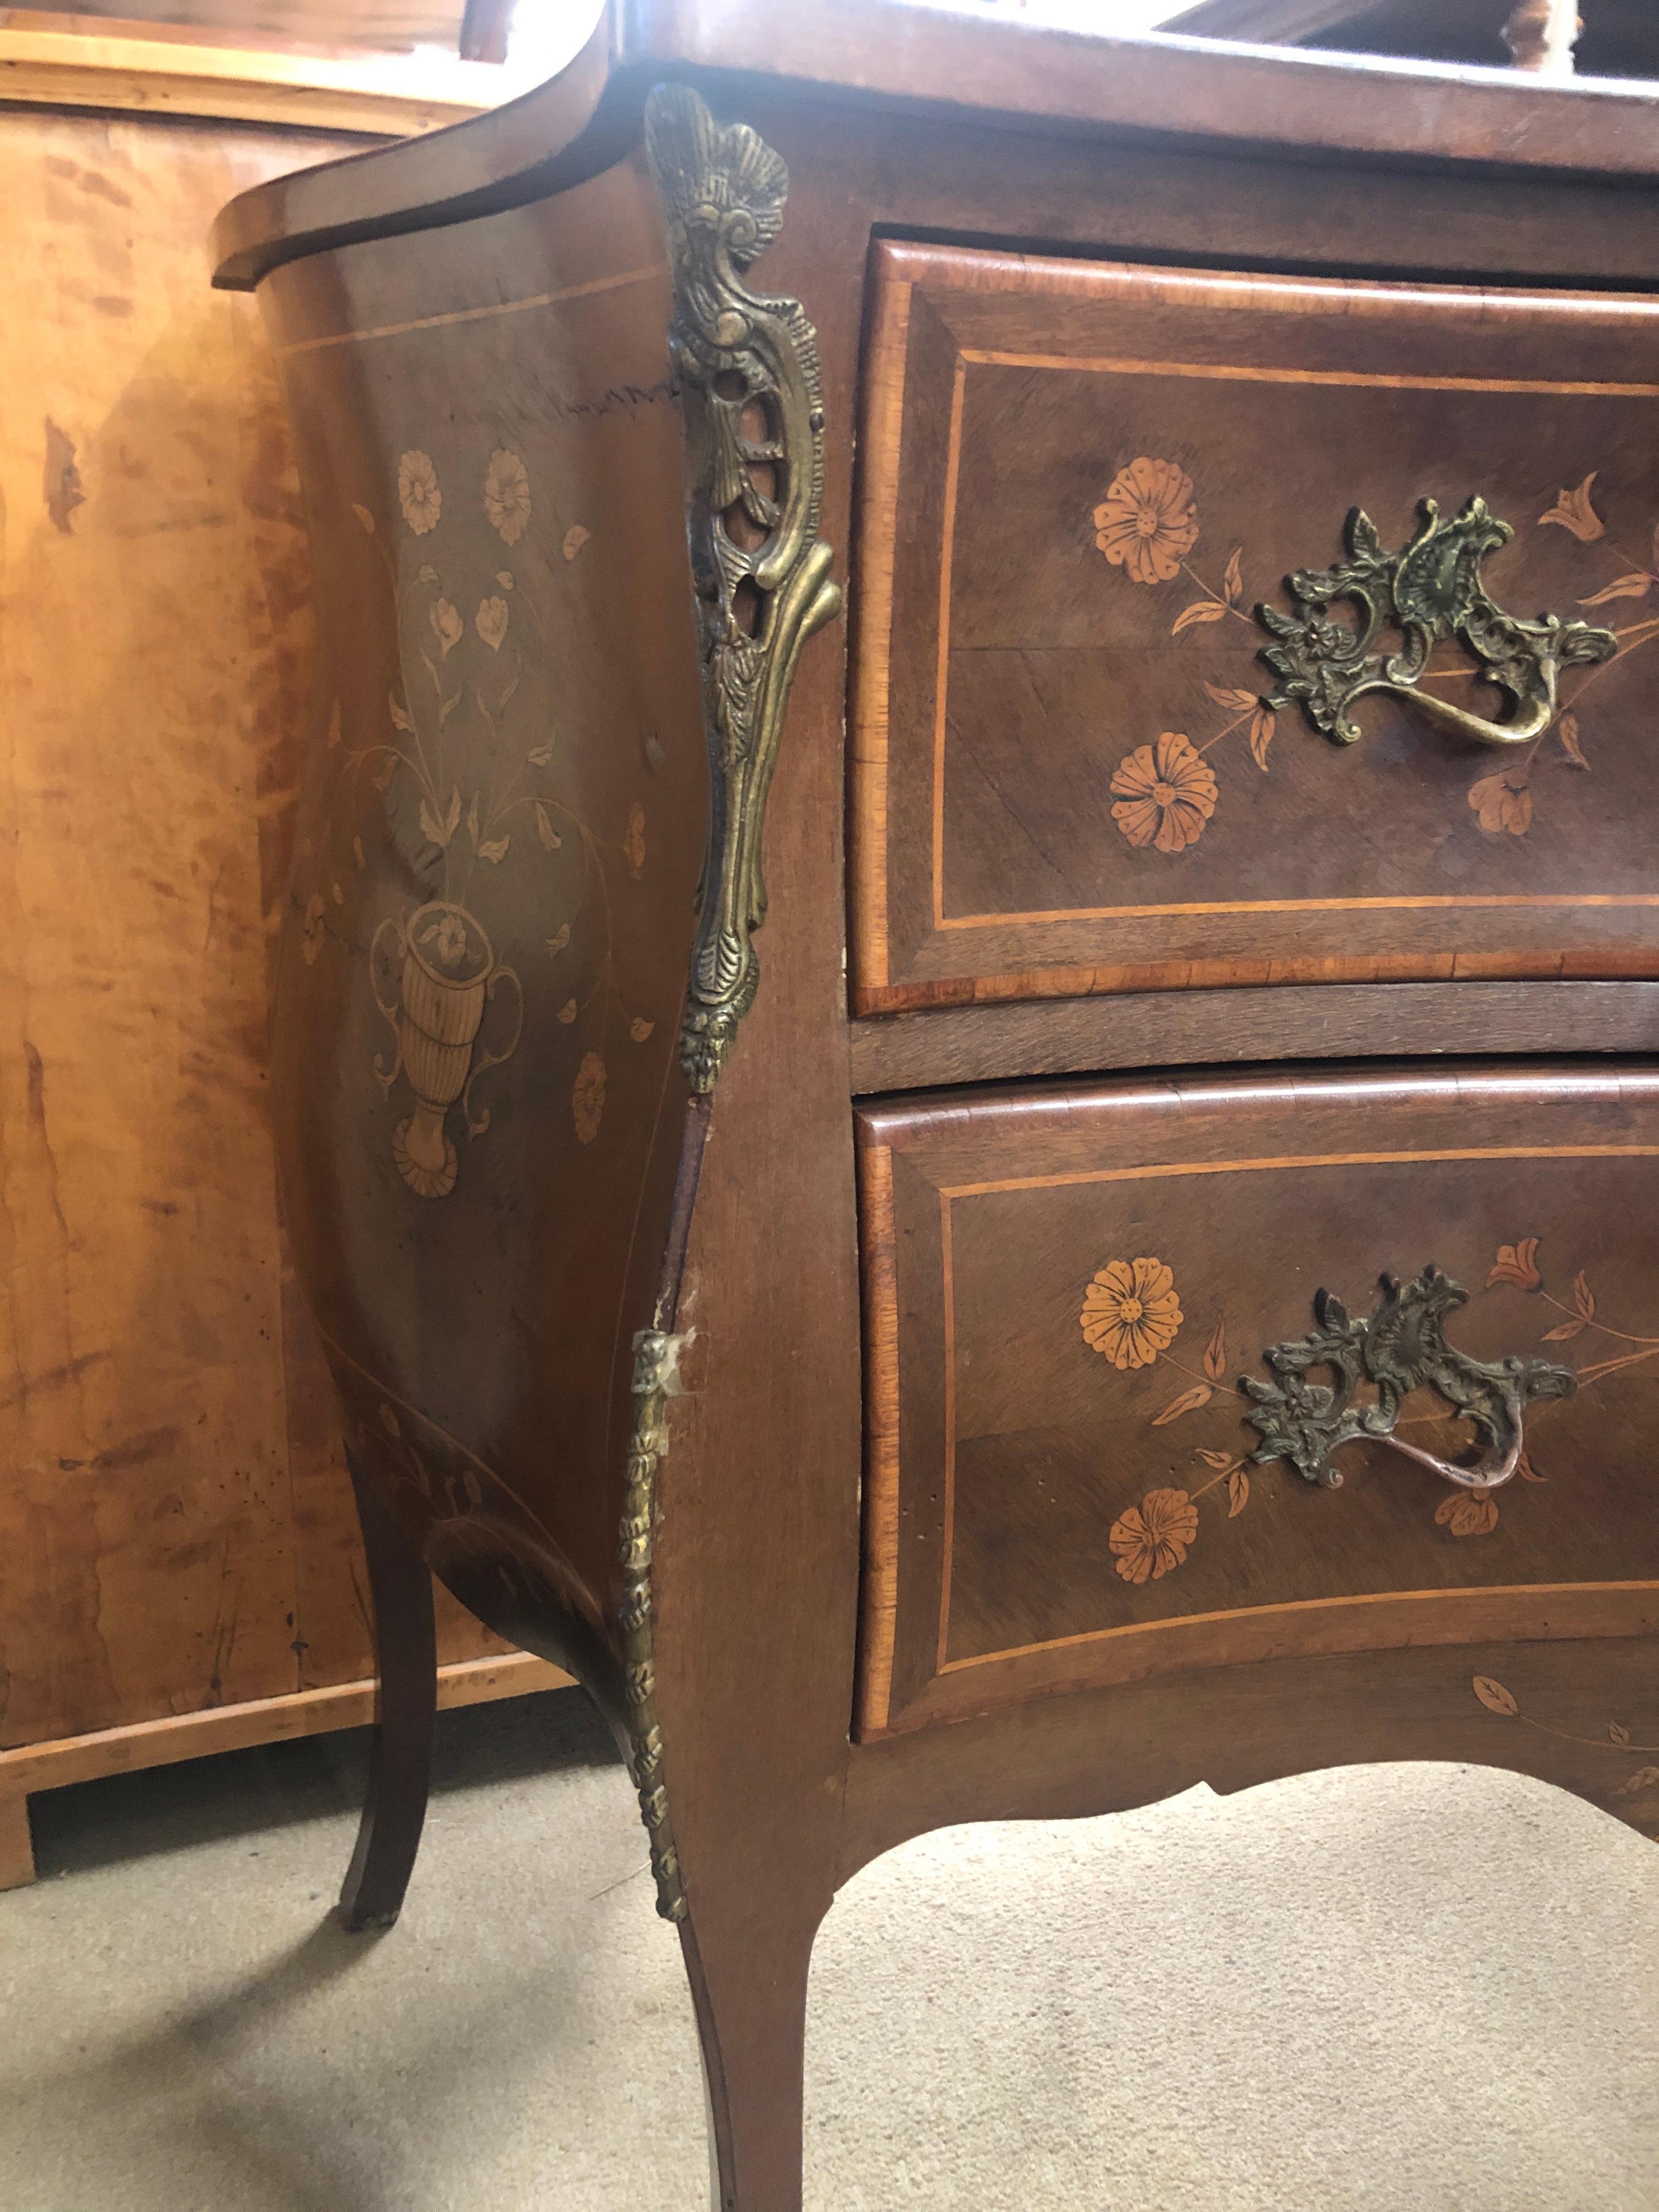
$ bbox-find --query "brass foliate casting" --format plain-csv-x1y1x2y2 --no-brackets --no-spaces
645,82,843,1092
619,1327,687,1921
1255,496,1615,748
1243,1265,1576,1491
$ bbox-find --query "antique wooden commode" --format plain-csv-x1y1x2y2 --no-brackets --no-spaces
214,4,1659,2201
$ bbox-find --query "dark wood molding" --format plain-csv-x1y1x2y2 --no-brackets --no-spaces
849,981,1659,1094
213,0,1659,290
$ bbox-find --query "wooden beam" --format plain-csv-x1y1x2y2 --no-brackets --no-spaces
0,1795,33,1894
0,1650,574,1891
0,12,525,134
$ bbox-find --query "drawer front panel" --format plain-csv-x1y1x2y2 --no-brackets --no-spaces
849,241,1659,1013
855,1065,1659,1736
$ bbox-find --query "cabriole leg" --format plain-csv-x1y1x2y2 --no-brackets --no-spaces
337,1449,437,1932
680,1875,826,2212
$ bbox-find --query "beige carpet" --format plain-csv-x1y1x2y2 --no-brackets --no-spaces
2,1687,1656,2209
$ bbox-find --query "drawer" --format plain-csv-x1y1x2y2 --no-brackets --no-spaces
854,1065,1659,1737
849,241,1659,1014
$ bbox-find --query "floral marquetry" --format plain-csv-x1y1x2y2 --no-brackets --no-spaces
1538,471,1604,541
1092,456,1198,584
397,449,441,534
1070,1232,1621,1576
292,427,670,1205
1080,1257,1183,1368
1109,733,1218,854
1108,1486,1199,1585
484,447,531,544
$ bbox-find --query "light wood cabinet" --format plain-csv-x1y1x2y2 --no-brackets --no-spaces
0,94,562,1894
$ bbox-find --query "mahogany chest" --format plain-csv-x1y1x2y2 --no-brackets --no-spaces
213,5,1659,2200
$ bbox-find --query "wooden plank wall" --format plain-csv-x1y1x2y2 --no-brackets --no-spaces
0,103,512,1759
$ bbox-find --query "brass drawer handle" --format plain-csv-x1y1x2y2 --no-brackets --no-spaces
1255,496,1615,749
1243,1265,1576,1491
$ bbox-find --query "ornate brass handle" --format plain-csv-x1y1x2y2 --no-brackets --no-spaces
1243,1265,1576,1491
1255,496,1615,748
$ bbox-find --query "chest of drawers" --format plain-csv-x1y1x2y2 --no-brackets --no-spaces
214,5,1659,2201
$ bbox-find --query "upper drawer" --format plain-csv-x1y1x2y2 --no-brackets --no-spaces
849,242,1659,1014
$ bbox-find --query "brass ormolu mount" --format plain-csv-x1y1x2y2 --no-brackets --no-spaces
1244,1265,1576,1492
646,83,843,1094
1256,496,1615,749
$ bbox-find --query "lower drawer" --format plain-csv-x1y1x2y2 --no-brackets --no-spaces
855,1063,1659,1737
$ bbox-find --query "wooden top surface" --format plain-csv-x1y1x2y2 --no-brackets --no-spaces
212,0,1659,287
0,8,518,138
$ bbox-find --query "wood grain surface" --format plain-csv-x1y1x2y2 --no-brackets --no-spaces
840,1630,1659,1875
208,0,1659,294
848,980,1659,1093
0,106,510,1761
254,151,703,1730
0,11,512,136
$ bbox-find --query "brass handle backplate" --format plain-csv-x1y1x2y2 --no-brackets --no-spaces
1255,495,1615,749
1243,1264,1576,1491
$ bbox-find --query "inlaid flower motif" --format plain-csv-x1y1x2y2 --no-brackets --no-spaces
1080,1257,1183,1369
398,450,441,535
1487,1238,1542,1291
1110,732,1218,854
573,1050,606,1145
1093,457,1199,585
1538,471,1604,542
301,891,326,966
1468,769,1532,837
430,596,462,656
1109,1486,1199,1585
420,911,468,968
1436,1487,1499,1537
484,448,531,545
476,595,509,651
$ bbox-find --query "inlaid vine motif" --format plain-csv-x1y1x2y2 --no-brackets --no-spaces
1078,1256,1247,1582
304,446,659,1198
1076,1231,1658,1578
1466,1671,1659,1826
1092,459,1274,855
1090,456,1657,851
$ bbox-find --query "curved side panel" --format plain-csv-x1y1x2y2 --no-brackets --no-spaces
256,149,705,1735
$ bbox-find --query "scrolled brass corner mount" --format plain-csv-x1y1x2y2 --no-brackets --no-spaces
645,82,843,1096
1255,495,1615,749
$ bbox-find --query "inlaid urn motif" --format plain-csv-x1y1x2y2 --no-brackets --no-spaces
371,900,522,1199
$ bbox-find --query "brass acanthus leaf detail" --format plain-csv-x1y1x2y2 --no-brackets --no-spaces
645,84,843,1092
1256,496,1615,748
1243,1264,1576,1491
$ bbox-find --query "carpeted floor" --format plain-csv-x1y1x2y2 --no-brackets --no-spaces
2,1686,1656,2209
